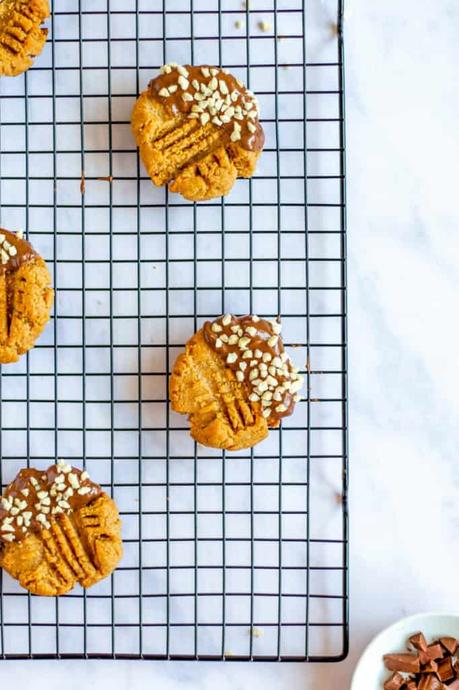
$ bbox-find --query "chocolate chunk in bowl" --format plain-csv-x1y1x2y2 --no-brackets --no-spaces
350,614,459,690
382,631,459,690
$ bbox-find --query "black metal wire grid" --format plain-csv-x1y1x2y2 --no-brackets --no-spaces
0,0,348,662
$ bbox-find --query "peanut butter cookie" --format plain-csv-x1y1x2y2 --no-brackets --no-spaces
0,0,50,77
170,315,304,451
0,461,123,596
131,64,264,201
0,229,53,364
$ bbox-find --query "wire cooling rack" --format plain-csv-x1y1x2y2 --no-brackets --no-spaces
0,0,347,662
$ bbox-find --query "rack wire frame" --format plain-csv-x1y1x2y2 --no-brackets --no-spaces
0,0,348,662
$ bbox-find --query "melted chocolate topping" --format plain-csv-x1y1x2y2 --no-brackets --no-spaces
0,462,101,543
203,314,304,426
149,64,264,152
0,229,38,273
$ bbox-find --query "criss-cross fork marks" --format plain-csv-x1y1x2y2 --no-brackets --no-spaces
148,117,226,185
131,91,259,201
0,495,122,596
190,349,256,433
170,331,269,451
41,514,99,589
0,0,49,76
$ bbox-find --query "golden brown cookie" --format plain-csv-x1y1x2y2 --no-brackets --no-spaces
0,228,53,364
131,64,264,201
170,314,304,451
0,461,123,596
0,0,50,77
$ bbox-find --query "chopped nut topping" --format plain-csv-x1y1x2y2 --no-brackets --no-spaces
177,65,189,78
203,314,304,425
152,64,262,152
68,473,80,489
0,463,100,543
178,75,189,90
1,523,15,532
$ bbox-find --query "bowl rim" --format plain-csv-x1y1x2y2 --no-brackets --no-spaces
351,611,459,690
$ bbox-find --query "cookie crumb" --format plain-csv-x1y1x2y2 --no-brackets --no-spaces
330,22,339,36
235,20,243,29
250,626,263,638
258,20,271,32
80,171,86,195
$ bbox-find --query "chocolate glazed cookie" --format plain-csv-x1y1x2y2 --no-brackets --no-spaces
0,229,53,364
0,461,123,596
131,63,264,201
170,315,304,451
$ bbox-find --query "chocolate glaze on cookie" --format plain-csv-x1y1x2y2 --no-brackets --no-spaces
0,461,101,543
203,314,304,426
149,64,264,152
0,229,38,272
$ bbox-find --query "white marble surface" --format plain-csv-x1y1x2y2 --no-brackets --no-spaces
2,0,459,686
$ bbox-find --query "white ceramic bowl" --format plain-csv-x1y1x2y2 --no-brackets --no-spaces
351,612,459,690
